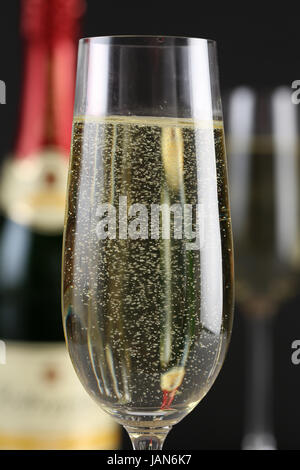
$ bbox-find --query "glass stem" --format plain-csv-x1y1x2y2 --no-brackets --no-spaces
125,425,171,450
242,314,276,450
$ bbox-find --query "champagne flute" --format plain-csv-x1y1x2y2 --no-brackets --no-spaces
226,87,300,450
62,36,234,450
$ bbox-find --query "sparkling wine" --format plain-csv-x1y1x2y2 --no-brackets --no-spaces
226,87,300,316
229,136,299,311
63,115,234,428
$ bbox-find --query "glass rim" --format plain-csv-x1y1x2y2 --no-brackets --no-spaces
79,35,217,47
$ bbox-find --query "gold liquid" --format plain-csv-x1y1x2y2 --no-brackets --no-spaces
62,115,234,428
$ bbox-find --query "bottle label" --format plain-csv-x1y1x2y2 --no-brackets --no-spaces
0,150,69,234
0,341,119,450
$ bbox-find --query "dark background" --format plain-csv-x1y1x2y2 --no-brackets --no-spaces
1,3,300,449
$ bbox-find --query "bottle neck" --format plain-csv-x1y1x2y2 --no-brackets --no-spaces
0,0,84,233
15,39,48,159
15,0,84,160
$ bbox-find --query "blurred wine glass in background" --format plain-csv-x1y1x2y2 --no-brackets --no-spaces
225,87,300,450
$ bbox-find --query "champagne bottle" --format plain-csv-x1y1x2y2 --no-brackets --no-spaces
0,0,120,450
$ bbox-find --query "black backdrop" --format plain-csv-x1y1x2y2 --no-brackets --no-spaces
1,3,300,449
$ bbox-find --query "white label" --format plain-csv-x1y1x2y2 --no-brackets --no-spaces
0,341,119,449
0,150,69,234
